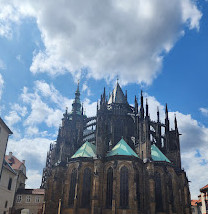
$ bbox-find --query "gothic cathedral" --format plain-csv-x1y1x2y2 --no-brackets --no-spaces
41,82,191,214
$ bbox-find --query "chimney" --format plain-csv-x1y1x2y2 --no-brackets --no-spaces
9,152,12,160
22,160,25,165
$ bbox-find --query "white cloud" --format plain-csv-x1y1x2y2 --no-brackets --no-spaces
28,0,202,85
26,169,42,189
83,98,97,117
0,0,202,84
6,137,52,188
20,81,72,130
82,82,91,96
5,110,21,127
199,107,208,116
0,0,34,38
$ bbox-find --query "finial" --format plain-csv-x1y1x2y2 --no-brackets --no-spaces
174,113,178,130
116,75,119,83
165,103,169,119
76,79,80,92
146,98,149,117
141,90,143,107
157,106,160,122
81,103,84,115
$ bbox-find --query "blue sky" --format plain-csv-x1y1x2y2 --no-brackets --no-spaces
0,0,208,198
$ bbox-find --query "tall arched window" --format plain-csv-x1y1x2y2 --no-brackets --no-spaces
120,166,129,208
155,172,163,212
68,168,77,206
106,167,113,208
81,168,92,208
136,172,140,210
168,174,175,212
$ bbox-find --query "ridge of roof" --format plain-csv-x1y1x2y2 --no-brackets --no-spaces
71,141,96,158
107,138,139,158
151,144,171,163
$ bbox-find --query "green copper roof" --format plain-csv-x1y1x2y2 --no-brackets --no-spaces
107,138,139,158
151,144,171,163
71,141,96,158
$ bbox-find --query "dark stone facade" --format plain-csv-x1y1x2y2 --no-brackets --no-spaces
41,82,191,214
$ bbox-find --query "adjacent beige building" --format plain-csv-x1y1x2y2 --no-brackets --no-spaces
0,160,17,214
13,188,45,214
0,152,27,214
0,117,13,214
0,117,12,181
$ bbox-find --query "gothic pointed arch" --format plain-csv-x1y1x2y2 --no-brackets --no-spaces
136,171,140,210
120,166,129,208
155,171,163,212
81,168,92,208
68,168,77,206
168,173,175,212
106,167,113,208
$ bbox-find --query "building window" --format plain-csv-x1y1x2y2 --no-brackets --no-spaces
35,196,40,203
8,178,12,190
136,172,140,210
81,168,91,208
68,168,77,206
16,195,22,203
106,167,113,208
5,201,8,208
155,172,163,212
26,195,31,203
168,174,175,211
120,166,129,209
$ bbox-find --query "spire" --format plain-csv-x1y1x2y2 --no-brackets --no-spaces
174,114,178,130
108,82,127,104
97,100,99,111
165,103,168,120
146,99,149,117
72,81,81,115
157,107,160,122
140,90,144,119
165,103,169,132
81,103,84,115
103,87,106,101
135,96,138,114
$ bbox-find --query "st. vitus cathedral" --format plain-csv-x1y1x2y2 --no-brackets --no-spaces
41,82,191,214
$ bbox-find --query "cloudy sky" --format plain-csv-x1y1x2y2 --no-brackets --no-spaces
0,0,208,199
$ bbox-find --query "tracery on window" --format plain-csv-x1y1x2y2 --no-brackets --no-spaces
68,168,77,206
81,168,92,208
136,172,140,210
155,172,163,212
106,167,113,208
120,166,129,208
168,174,175,211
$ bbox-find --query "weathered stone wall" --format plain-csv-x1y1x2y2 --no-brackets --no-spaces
45,158,191,214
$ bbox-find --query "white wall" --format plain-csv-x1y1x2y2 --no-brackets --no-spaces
0,121,10,180
0,166,17,214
